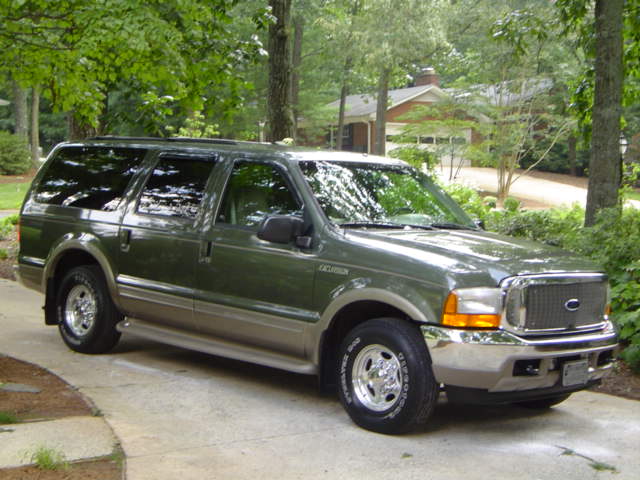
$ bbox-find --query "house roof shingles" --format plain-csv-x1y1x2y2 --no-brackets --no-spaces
329,78,553,122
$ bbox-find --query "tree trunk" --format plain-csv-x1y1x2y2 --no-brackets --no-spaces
290,14,304,139
30,87,40,168
67,112,97,141
336,56,353,151
374,67,390,156
336,1,360,151
585,0,624,226
266,0,294,143
12,80,28,138
568,134,577,176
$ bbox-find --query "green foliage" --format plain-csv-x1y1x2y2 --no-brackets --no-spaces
441,182,491,221
0,411,19,424
483,196,497,208
27,446,68,471
0,214,19,240
0,131,31,175
388,146,438,172
555,0,640,134
487,204,584,245
503,197,521,212
0,1,269,131
167,112,219,139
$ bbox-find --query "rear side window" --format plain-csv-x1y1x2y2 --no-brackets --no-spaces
34,146,146,211
137,156,215,219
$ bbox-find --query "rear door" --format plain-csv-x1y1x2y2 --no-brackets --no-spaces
117,151,217,331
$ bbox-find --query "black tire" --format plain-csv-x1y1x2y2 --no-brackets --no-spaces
56,265,122,354
516,394,571,409
338,318,438,434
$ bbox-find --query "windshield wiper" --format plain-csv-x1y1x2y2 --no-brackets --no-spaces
338,221,403,229
429,222,475,230
339,221,434,231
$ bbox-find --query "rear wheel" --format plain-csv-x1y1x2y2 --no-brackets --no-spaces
515,394,571,409
56,265,122,354
338,318,438,434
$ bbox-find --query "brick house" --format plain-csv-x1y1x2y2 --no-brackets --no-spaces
323,68,478,157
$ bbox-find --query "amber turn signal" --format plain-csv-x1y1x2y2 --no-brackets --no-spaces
441,291,502,329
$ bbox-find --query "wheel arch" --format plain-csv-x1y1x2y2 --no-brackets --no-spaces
43,237,120,325
314,288,436,391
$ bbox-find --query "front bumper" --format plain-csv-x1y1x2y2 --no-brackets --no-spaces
421,322,618,395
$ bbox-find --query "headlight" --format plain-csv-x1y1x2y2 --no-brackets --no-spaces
442,287,503,329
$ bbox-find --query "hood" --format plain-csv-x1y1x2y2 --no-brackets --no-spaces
345,228,601,287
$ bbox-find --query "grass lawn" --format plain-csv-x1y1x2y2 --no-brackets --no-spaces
0,182,29,210
626,190,640,202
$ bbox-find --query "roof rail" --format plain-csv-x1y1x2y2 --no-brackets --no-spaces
87,136,238,146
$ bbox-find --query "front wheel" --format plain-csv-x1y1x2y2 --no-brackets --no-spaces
56,265,122,354
338,318,438,434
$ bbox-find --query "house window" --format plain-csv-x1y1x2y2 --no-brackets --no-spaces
419,136,434,144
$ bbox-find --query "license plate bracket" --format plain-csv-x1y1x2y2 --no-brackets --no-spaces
562,359,589,387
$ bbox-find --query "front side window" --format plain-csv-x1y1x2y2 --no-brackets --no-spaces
137,157,214,219
34,146,146,211
299,161,474,228
217,162,300,228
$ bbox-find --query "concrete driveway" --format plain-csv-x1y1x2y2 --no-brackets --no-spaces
448,167,640,209
2,279,639,480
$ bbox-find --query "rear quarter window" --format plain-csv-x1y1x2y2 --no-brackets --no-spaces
34,146,147,211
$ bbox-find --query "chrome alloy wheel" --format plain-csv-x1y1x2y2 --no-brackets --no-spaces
64,284,97,337
352,344,404,412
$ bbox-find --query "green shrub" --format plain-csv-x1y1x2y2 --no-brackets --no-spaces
0,214,18,240
389,145,438,172
486,204,583,246
441,182,491,221
503,196,521,212
0,131,31,175
483,196,497,208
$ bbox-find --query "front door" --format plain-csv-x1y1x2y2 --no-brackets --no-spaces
194,160,317,357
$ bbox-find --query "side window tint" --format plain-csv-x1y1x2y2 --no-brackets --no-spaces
218,162,300,228
34,146,146,210
137,157,214,219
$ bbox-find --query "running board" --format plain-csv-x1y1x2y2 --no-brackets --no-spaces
116,318,317,375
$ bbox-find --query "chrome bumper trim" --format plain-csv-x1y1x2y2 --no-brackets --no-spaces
421,324,618,392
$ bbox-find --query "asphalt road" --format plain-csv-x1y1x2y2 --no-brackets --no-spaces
2,279,639,480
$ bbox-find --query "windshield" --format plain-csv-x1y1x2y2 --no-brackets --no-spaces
299,161,475,229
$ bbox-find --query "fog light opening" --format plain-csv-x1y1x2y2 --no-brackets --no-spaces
597,350,614,367
513,359,541,377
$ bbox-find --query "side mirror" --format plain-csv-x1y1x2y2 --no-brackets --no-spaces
257,215,305,245
475,219,485,230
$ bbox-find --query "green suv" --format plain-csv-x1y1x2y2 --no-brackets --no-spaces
16,137,618,434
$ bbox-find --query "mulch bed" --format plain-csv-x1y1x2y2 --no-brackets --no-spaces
0,228,18,281
0,356,122,480
590,360,640,401
0,172,36,185
1,458,122,480
0,356,92,421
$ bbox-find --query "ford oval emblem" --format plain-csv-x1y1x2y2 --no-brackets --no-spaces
564,298,581,312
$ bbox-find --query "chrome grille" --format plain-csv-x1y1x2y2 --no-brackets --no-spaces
503,274,607,335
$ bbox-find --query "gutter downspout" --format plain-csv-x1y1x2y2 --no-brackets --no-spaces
367,120,371,154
